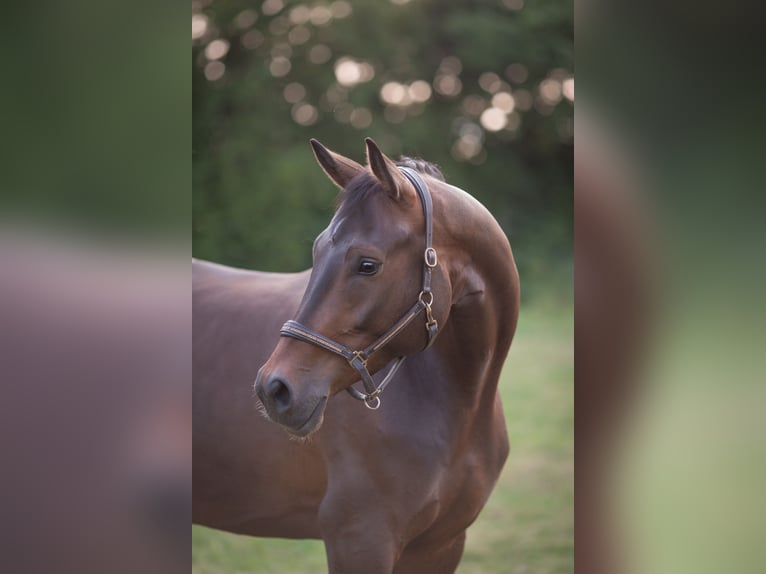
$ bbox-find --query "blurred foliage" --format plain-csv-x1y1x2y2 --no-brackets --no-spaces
193,0,572,294
1,0,189,236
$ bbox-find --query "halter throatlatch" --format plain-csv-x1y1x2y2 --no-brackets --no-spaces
279,167,438,410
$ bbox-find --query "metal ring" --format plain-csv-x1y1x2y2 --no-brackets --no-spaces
364,396,381,410
418,290,434,306
424,247,438,268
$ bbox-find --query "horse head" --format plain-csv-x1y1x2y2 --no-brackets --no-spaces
254,138,452,436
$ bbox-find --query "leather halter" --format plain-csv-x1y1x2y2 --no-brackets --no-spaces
279,167,439,410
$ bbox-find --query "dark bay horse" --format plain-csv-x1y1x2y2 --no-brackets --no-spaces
193,138,520,573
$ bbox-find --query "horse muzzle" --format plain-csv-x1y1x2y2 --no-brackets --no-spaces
254,368,328,437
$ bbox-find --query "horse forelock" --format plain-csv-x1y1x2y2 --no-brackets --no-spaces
334,172,379,213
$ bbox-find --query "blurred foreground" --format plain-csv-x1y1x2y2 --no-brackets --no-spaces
0,232,190,573
576,78,766,574
0,1,190,571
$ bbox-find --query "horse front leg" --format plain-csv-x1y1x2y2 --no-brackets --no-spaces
318,493,401,574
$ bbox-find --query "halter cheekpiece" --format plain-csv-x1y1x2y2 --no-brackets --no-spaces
279,167,439,410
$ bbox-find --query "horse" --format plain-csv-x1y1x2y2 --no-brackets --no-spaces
193,138,520,573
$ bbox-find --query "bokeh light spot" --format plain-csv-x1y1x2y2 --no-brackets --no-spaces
205,39,230,61
505,63,528,84
539,78,563,105
269,56,291,77
325,83,348,105
534,96,554,116
192,15,208,40
204,61,225,82
234,10,258,30
350,108,373,129
262,0,285,17
309,44,332,64
452,134,483,161
408,80,432,103
439,56,463,75
288,26,311,45
434,74,462,97
479,72,502,93
292,103,319,126
457,120,484,140
491,92,515,113
310,6,333,26
480,107,508,132
330,1,352,18
381,82,408,106
283,82,306,104
334,58,374,87
562,77,575,101
289,5,311,24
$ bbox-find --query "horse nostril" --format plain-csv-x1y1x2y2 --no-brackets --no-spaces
267,378,292,413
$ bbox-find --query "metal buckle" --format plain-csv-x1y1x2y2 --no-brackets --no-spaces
418,290,434,307
424,247,438,268
426,302,437,330
350,351,368,367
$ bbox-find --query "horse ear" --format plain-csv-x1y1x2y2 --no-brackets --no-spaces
310,139,364,189
365,138,410,201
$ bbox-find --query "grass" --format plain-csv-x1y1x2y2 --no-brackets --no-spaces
192,300,573,574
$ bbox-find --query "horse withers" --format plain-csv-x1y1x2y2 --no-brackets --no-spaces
193,138,520,573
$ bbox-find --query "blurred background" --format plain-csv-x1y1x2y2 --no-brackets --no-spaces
192,0,573,291
192,0,573,573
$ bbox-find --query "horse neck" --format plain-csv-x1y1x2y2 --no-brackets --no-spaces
428,181,520,413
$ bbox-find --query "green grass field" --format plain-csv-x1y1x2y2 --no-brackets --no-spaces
193,300,573,574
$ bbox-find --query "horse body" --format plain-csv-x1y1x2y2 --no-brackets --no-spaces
193,262,325,537
193,140,519,573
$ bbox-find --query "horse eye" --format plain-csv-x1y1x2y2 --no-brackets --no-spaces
357,259,379,276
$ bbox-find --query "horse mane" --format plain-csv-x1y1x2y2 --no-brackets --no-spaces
336,157,445,212
396,157,445,182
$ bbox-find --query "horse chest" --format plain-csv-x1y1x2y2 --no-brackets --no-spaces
322,411,495,517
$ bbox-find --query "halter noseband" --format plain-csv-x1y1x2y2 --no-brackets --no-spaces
279,167,439,410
